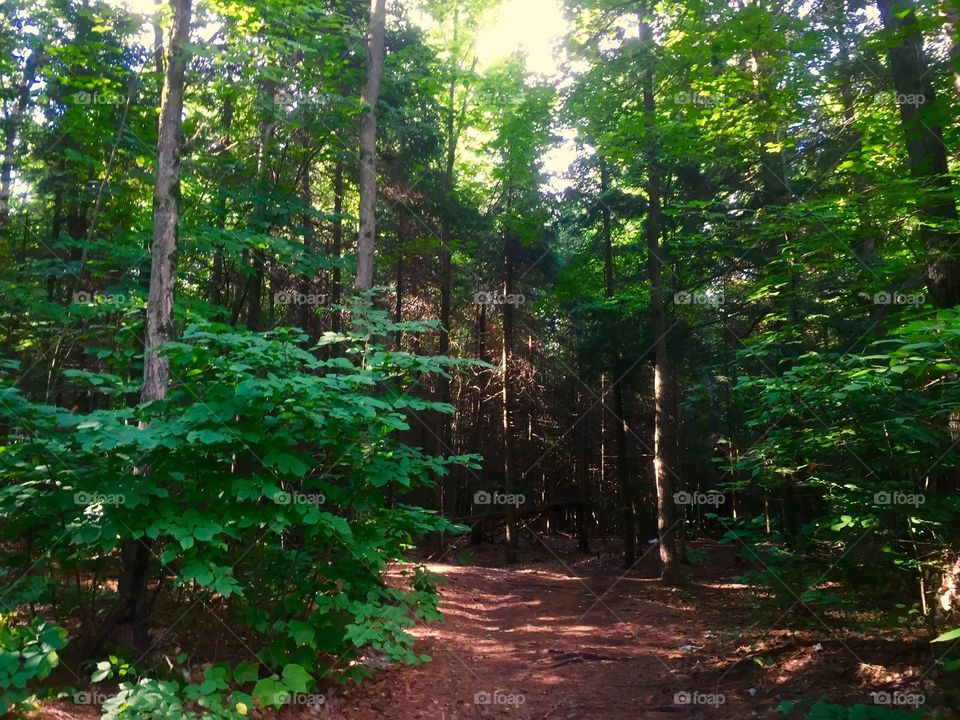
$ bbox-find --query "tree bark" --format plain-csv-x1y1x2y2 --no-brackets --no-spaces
599,159,636,567
501,233,518,564
331,157,345,332
354,0,386,292
142,0,190,405
639,5,680,584
878,0,960,308
104,0,192,655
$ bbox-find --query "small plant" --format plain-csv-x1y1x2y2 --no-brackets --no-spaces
90,654,136,683
0,616,68,716
99,661,320,719
779,699,926,719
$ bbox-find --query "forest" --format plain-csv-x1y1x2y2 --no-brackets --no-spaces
2,0,960,716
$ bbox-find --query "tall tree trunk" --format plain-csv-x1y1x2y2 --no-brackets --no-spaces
434,14,463,542
394,256,403,350
574,387,591,553
331,157,344,332
501,233,518,564
210,92,233,308
354,0,386,292
878,0,960,308
600,159,636,567
299,156,316,336
640,5,680,584
99,0,192,655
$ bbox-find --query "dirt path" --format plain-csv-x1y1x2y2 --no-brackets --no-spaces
321,540,837,720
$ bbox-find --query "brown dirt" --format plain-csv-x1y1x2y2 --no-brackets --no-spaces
34,538,951,719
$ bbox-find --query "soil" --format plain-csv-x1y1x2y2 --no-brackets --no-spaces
33,537,953,719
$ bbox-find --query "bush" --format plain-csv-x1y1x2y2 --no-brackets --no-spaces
0,311,479,707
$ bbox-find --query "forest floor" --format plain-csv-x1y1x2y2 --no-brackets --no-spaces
319,536,943,720
35,537,948,719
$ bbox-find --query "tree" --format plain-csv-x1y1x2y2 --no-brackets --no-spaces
355,0,387,291
99,0,193,654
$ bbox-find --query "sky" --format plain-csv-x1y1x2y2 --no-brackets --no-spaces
474,0,568,78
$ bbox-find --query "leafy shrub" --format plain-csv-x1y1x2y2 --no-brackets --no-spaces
0,616,68,716
0,311,479,702
731,310,960,617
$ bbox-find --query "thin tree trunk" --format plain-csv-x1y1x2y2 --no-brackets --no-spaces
574,388,591,553
434,16,461,542
354,0,386,292
210,92,233,307
299,157,316,335
599,159,636,567
331,157,344,332
877,0,960,308
99,0,192,655
639,5,680,584
394,256,403,350
142,0,190,403
501,233,518,564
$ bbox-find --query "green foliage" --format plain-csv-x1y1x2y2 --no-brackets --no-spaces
778,698,926,720
0,311,477,696
730,309,960,613
0,616,67,716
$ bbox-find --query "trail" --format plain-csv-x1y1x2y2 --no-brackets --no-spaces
323,540,900,720
35,540,931,720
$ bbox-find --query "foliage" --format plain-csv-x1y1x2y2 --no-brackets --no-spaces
0,617,68,716
0,310,476,698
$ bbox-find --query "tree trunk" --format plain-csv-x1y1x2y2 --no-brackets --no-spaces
354,0,386,292
394,256,403,350
640,5,680,584
574,388,591,553
878,0,960,308
501,233,518,564
100,0,192,655
210,93,233,308
599,159,636,567
331,157,344,332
